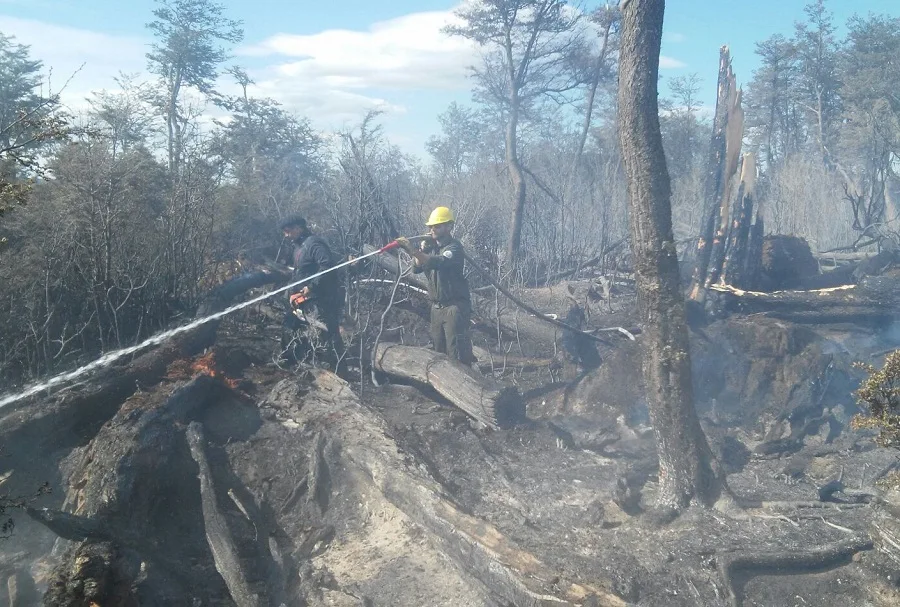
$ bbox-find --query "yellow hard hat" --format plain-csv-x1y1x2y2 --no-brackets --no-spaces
425,206,455,226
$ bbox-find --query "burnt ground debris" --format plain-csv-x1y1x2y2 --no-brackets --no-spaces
1,270,900,606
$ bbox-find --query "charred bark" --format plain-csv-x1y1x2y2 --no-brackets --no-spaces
721,154,757,288
703,86,744,290
31,376,232,605
373,343,524,429
617,0,724,514
717,537,873,607
744,214,765,290
186,421,262,607
689,47,737,303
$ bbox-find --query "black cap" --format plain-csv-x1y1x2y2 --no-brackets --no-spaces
279,214,307,231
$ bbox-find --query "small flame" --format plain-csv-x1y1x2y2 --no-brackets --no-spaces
166,351,241,389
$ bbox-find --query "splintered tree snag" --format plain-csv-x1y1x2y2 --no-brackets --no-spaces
689,46,738,303
703,75,744,291
721,154,758,288
617,0,724,514
744,208,765,290
373,343,524,429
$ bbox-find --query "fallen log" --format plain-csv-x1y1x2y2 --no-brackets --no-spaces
710,273,900,323
472,345,554,372
373,343,525,429
281,370,628,607
29,376,236,605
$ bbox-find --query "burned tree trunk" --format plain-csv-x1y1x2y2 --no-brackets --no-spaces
373,343,524,428
703,86,744,289
618,0,724,515
506,98,528,268
689,46,739,303
721,154,758,288
744,212,765,290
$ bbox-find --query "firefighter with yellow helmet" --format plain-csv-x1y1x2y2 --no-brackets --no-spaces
396,207,473,364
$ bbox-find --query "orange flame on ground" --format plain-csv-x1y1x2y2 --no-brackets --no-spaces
165,350,241,389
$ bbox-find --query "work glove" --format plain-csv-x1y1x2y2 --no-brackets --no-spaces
395,237,412,252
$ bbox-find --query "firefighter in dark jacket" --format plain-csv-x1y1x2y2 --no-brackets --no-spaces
279,215,345,362
397,206,474,364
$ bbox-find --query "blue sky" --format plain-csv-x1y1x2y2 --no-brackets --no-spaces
0,0,897,158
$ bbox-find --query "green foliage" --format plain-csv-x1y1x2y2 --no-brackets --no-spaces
146,0,243,95
0,33,70,219
851,351,900,450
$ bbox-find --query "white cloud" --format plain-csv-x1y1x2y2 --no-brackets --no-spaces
0,7,687,155
664,32,687,44
660,56,687,69
236,9,479,125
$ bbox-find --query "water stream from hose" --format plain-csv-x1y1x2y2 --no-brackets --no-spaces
0,244,396,410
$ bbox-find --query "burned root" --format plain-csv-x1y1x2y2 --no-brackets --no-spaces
717,536,874,607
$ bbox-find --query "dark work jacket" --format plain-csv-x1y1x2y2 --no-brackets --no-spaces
291,234,342,304
412,238,471,306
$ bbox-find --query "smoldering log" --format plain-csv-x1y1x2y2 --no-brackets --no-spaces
186,421,262,607
29,376,230,605
373,343,525,429
0,270,284,456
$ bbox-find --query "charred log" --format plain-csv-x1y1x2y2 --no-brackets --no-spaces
30,376,234,605
0,270,283,459
717,536,874,607
373,343,524,429
282,370,628,607
186,421,262,607
710,273,900,323
871,509,900,567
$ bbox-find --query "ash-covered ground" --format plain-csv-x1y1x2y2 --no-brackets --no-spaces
2,278,900,607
